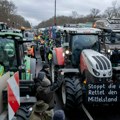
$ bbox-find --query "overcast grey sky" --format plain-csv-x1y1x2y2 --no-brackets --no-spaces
9,0,120,26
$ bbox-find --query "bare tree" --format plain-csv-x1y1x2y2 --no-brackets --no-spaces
104,7,113,18
90,8,100,18
71,11,79,18
112,0,119,17
0,0,31,28
0,0,16,22
104,0,120,18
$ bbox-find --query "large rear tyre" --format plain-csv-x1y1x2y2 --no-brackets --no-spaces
15,106,31,120
61,77,82,111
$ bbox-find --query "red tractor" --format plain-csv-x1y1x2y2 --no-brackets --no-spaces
51,27,113,111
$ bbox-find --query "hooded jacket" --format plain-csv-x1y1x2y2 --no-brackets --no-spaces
35,73,63,109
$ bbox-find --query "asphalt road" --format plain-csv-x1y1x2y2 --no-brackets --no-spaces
85,104,120,120
55,93,120,120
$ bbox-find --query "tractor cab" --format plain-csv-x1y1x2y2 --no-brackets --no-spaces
0,30,36,80
0,32,23,72
94,18,120,66
61,28,101,67
0,37,17,71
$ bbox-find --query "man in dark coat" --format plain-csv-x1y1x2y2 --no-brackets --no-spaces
40,64,51,80
34,71,63,109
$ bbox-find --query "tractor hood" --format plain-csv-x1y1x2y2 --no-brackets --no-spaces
80,49,112,78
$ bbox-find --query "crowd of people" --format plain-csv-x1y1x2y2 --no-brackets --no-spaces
29,63,65,120
0,25,66,120
28,30,65,120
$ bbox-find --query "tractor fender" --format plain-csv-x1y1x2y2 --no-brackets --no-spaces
52,47,64,66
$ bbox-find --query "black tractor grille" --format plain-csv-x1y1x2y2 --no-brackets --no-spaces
92,56,111,70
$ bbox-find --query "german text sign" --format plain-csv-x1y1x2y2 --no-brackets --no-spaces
87,83,120,103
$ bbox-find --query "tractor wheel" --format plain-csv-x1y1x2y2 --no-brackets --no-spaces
61,77,82,111
15,106,31,120
74,78,83,109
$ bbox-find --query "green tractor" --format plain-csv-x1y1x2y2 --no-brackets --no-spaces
0,30,37,120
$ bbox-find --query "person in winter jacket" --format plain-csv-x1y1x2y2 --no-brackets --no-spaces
29,100,52,120
40,64,51,80
34,71,63,109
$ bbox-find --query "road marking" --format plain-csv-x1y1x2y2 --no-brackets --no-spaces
82,104,94,120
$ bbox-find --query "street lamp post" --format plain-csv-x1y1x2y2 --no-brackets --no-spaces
54,0,56,26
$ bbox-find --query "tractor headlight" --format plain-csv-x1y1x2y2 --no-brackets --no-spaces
65,50,70,54
93,69,100,76
108,49,111,53
107,49,113,55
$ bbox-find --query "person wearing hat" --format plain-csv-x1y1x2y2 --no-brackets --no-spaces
34,71,63,110
30,100,52,120
53,110,65,120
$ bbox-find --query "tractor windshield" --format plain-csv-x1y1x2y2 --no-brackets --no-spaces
0,37,17,71
105,32,120,44
71,34,99,65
